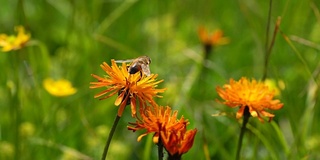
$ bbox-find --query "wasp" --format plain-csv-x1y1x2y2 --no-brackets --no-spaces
115,56,151,76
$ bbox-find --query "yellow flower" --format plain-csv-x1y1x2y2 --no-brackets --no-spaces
0,26,30,52
128,105,197,157
264,79,285,96
198,26,229,47
90,59,166,117
43,78,77,97
216,77,283,122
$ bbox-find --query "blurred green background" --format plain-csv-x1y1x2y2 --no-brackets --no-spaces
1,0,320,159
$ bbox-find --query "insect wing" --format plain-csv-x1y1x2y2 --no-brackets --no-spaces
114,59,134,63
141,63,151,76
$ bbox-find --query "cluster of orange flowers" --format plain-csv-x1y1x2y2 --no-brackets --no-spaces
1,24,284,158
90,58,197,158
90,55,284,158
90,27,284,158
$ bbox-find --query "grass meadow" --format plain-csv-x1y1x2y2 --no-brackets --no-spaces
1,0,320,159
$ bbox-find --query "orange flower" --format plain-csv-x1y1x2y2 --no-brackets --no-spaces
161,126,197,157
216,77,283,122
198,26,229,47
90,59,166,117
128,105,197,157
0,26,30,52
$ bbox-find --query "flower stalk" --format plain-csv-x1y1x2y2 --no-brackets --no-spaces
168,154,181,160
101,115,121,160
235,106,250,160
158,136,164,160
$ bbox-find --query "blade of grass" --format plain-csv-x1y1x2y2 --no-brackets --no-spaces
246,124,277,160
298,63,320,150
265,0,273,56
310,1,320,24
143,134,153,160
262,16,281,80
93,34,139,55
280,31,317,84
270,121,290,155
95,0,137,34
289,35,320,51
30,137,93,160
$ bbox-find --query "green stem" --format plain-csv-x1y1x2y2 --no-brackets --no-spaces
142,134,153,160
262,0,273,81
17,0,26,24
95,0,137,34
168,155,181,160
158,136,163,160
235,107,250,160
10,51,23,160
202,127,211,160
101,115,121,160
13,88,21,160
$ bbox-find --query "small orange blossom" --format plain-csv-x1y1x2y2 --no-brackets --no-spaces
198,26,229,47
216,77,283,122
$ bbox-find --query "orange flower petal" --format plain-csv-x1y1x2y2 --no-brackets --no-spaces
115,92,125,106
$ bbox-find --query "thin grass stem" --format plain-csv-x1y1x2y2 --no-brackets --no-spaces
262,0,273,81
95,0,137,34
280,31,316,85
263,16,281,81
